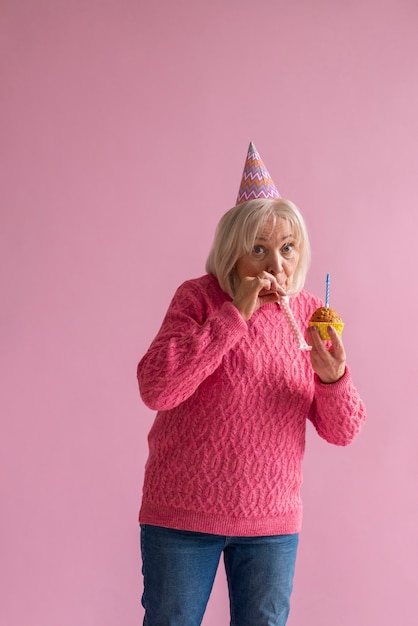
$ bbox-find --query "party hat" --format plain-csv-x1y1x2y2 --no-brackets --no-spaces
236,142,281,205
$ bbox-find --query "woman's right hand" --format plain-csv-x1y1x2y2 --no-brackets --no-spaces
232,272,287,322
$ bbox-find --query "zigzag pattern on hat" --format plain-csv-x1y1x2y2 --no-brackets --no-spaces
236,142,281,205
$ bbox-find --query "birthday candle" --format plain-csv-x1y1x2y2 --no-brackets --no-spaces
280,296,312,351
325,273,330,308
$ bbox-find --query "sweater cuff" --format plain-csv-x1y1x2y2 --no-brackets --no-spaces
216,301,248,335
314,365,353,396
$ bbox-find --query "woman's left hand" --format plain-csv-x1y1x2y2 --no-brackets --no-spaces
306,325,346,383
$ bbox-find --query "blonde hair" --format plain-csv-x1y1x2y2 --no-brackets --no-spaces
205,198,311,297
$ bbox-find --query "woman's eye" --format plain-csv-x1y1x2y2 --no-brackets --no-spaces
282,243,294,254
253,245,265,255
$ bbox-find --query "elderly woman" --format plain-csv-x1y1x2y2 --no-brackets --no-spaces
137,144,366,626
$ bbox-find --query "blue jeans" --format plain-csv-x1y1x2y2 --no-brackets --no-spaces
140,524,299,626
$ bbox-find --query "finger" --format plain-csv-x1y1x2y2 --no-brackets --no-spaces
326,326,346,359
275,284,287,297
256,275,275,295
306,326,326,352
257,272,287,296
259,292,281,305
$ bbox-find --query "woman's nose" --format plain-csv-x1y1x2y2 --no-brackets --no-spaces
267,253,283,275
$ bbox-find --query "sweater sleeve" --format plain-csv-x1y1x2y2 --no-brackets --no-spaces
137,281,248,411
308,366,366,446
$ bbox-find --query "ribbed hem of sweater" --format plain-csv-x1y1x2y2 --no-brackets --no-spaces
139,502,302,537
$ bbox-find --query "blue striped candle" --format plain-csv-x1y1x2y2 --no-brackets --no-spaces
325,273,330,308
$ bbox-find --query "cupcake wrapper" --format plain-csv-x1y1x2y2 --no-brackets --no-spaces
309,322,344,340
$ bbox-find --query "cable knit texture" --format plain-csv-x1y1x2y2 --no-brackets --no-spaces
137,274,366,536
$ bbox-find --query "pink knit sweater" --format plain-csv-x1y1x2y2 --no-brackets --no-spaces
137,274,366,536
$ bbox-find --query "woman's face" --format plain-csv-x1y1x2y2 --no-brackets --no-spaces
235,217,300,293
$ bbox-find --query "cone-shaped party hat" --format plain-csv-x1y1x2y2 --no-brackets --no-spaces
236,142,281,205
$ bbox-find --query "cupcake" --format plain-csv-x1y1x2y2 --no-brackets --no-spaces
309,306,344,340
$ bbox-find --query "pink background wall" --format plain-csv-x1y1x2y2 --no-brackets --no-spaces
2,1,418,624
